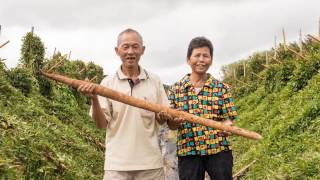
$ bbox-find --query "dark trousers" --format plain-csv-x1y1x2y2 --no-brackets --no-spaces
178,151,233,180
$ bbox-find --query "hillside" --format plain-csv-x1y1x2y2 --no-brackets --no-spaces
1,30,320,179
224,37,320,179
0,32,105,179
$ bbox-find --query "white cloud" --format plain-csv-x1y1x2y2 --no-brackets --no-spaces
0,0,319,85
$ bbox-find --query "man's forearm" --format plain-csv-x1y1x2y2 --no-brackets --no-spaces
91,96,108,129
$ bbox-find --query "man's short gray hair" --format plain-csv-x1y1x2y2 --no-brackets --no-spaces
117,28,143,46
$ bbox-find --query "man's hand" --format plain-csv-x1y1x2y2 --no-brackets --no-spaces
78,81,108,129
77,81,97,98
168,117,184,130
156,111,172,125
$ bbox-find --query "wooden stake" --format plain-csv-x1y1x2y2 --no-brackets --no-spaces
272,57,283,64
223,82,232,88
307,34,320,43
78,67,86,74
265,52,269,66
251,72,264,80
234,78,250,86
89,75,97,82
53,47,56,57
318,17,320,37
282,28,287,51
233,68,236,79
41,71,263,140
47,59,63,72
233,160,257,179
68,50,72,59
287,46,307,60
243,62,246,78
236,85,246,89
31,26,34,35
0,40,10,48
299,29,303,53
273,36,277,59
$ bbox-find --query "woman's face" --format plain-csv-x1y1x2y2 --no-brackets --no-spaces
187,46,212,75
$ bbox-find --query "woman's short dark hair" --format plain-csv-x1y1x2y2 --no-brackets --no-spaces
187,37,213,59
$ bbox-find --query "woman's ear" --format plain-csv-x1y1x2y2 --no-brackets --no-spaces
187,58,191,66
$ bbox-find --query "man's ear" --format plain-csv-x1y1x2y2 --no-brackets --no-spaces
115,47,119,56
141,46,146,55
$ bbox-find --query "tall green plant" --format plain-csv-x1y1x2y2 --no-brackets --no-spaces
20,31,54,97
20,32,45,73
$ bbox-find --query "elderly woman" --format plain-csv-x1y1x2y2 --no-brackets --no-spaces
167,37,239,180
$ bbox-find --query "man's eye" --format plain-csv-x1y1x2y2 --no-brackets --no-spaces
133,45,140,49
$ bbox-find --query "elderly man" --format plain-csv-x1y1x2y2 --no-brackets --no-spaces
78,28,170,180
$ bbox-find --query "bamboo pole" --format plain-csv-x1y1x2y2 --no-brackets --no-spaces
234,78,250,86
273,36,277,59
318,17,320,37
223,82,232,88
78,67,86,74
47,59,64,72
0,40,9,48
251,72,264,80
307,34,320,43
243,62,246,78
272,57,283,64
89,75,97,82
236,85,246,89
53,47,56,57
41,71,262,140
287,47,307,60
68,50,72,59
265,52,269,66
282,28,287,51
299,29,303,53
233,160,257,179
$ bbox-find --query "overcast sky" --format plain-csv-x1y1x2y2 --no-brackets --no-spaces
0,0,319,84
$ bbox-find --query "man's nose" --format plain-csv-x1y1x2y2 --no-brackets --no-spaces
127,47,134,54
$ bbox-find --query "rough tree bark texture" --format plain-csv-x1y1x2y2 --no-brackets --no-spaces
41,71,262,140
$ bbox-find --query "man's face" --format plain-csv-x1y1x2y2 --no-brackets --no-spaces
187,47,212,74
115,32,145,69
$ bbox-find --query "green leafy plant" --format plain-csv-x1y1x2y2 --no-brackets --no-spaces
8,68,34,96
